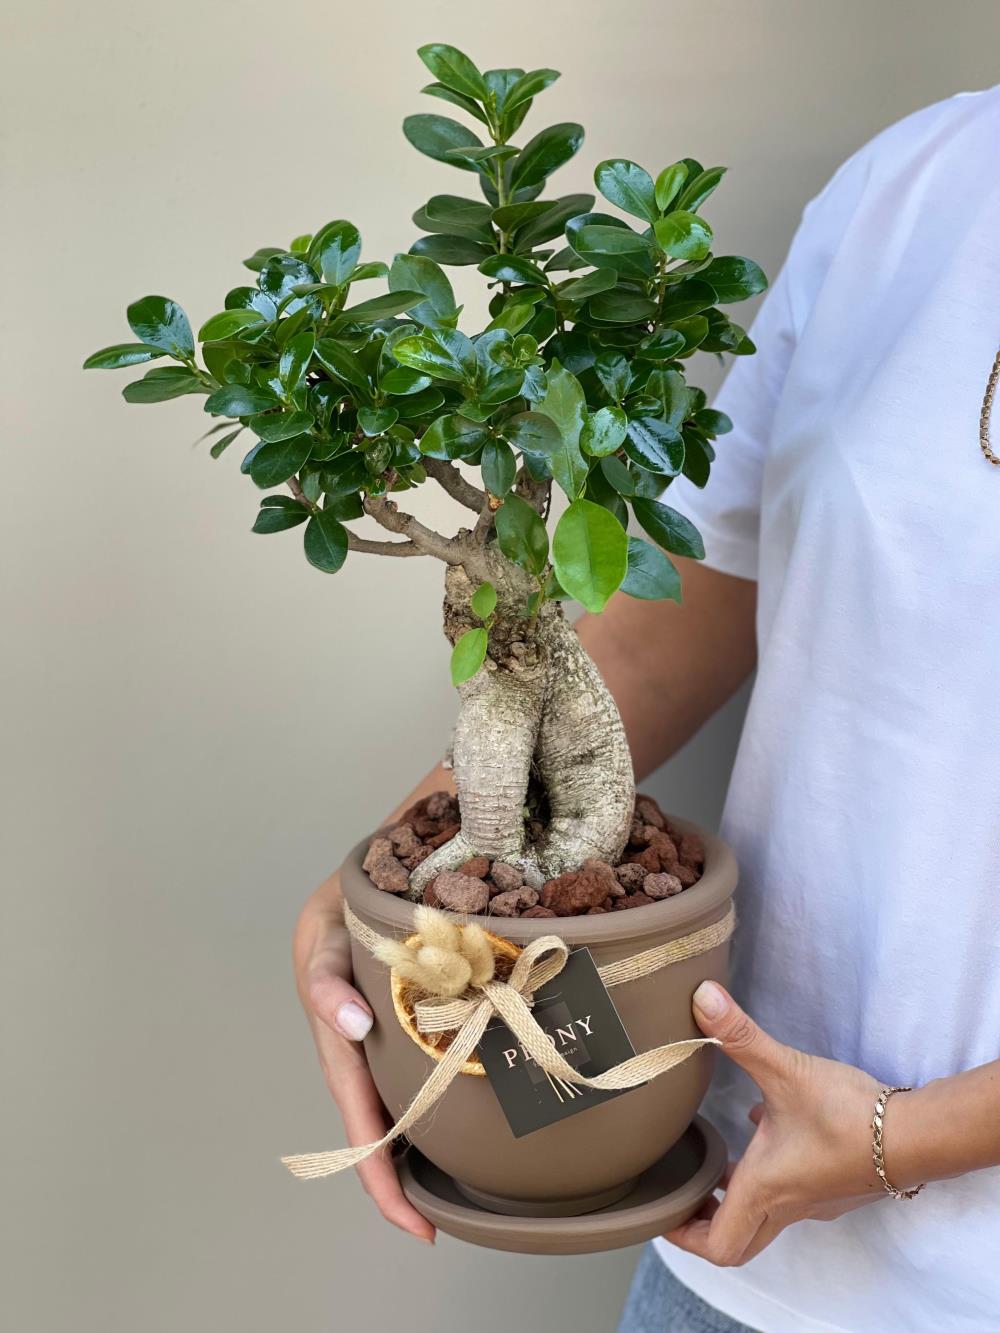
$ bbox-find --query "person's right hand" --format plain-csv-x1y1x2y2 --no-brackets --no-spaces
293,869,435,1242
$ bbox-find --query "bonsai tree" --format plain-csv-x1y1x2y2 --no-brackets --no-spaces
86,43,766,898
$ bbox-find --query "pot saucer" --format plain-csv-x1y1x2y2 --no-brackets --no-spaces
397,1115,726,1255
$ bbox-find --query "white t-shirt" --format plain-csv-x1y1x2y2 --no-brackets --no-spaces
655,86,1000,1333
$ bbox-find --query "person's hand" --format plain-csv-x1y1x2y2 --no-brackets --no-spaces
664,981,886,1266
293,870,435,1243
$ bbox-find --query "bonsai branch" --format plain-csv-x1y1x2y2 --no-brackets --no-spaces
363,495,461,563
423,459,487,514
346,532,424,558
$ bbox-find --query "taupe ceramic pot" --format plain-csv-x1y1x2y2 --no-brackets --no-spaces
341,816,737,1217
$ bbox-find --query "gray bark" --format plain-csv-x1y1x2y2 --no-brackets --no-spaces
407,556,635,896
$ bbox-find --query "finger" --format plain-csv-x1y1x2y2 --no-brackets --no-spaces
308,969,374,1043
747,1101,764,1127
356,1151,436,1243
666,1171,764,1267
692,982,791,1087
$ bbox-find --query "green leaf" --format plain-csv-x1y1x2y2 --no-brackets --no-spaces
510,122,584,191
600,453,635,495
279,331,315,389
358,406,399,436
637,328,687,362
258,255,320,310
450,627,488,686
410,234,492,265
503,67,560,114
552,499,628,613
314,339,371,394
470,581,497,620
557,268,618,302
392,328,477,383
654,162,689,212
252,497,310,533
333,290,425,326
672,314,710,353
632,497,705,558
644,367,691,428
417,43,488,102
490,200,553,231
571,224,655,280
308,220,362,287
209,427,243,459
624,417,685,476
198,309,264,342
535,362,588,498
594,159,657,223
700,256,769,302
481,438,516,495
479,253,548,287
389,253,457,327
418,413,490,460
84,343,166,370
495,492,549,576
421,81,491,126
121,367,201,403
250,409,314,442
403,114,483,170
516,192,594,248
694,408,733,436
304,509,349,573
622,536,682,601
581,405,627,456
248,434,312,488
588,290,658,323
502,410,560,453
594,350,632,402
653,211,714,261
417,194,494,240
659,278,718,321
675,166,727,213
381,365,432,395
243,246,284,273
126,296,194,358
681,431,712,488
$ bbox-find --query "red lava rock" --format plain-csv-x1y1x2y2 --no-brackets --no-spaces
627,816,647,848
674,864,699,888
587,905,608,914
412,814,441,838
521,906,556,918
489,862,524,894
635,795,666,829
426,822,461,849
422,883,439,907
615,863,647,891
431,870,489,915
457,856,491,879
401,845,432,871
614,890,655,911
388,823,422,858
426,791,456,820
489,887,539,917
540,860,617,916
678,833,705,869
644,872,684,900
362,837,410,893
625,847,662,874
649,829,680,871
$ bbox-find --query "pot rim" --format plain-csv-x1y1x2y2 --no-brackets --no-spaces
342,814,737,945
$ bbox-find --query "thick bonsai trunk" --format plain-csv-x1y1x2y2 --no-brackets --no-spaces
408,561,634,896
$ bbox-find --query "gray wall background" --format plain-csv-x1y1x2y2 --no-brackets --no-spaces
4,3,997,1330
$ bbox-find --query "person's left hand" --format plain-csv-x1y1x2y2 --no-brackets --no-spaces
664,981,889,1266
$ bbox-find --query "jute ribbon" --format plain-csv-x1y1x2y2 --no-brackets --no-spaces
281,902,735,1181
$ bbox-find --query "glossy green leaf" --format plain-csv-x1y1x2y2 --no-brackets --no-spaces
304,509,349,573
588,291,658,323
279,331,315,389
594,350,632,402
659,278,718,321
470,581,497,620
410,234,493,265
84,343,166,370
209,427,243,459
510,122,584,191
503,67,560,113
403,114,483,170
122,367,201,403
700,256,768,302
252,497,310,533
644,367,691,428
502,410,561,455
495,492,549,576
600,453,635,495
694,408,733,436
637,328,687,362
681,431,712,488
198,309,264,342
393,328,477,383
333,290,424,326
314,339,370,394
671,314,710,352
417,43,487,101
654,162,689,212
594,159,657,223
557,268,618,302
248,434,312,488
421,81,491,126
653,211,713,261
126,296,194,357
450,627,488,685
516,192,594,248
490,200,553,232
358,406,399,436
535,362,588,498
381,365,432,395
480,438,516,495
571,224,655,280
418,413,490,459
204,384,279,417
632,497,705,558
250,409,315,442
624,417,685,476
307,220,362,287
388,253,456,328
580,405,627,456
622,536,682,601
675,166,727,213
552,499,628,613
479,253,548,287
416,194,494,240
258,255,320,310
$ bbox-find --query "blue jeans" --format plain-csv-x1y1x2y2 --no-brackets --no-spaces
617,1246,760,1333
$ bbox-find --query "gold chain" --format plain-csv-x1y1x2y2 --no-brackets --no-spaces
872,1086,924,1200
980,348,1000,466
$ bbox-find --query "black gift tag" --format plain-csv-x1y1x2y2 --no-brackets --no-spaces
477,947,637,1138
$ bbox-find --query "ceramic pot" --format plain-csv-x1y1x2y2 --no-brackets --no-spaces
341,816,736,1217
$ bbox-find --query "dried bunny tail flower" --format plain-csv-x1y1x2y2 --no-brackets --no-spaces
413,904,462,953
371,936,418,974
459,923,496,988
412,944,472,997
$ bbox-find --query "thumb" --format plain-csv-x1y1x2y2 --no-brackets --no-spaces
308,968,374,1043
692,981,788,1085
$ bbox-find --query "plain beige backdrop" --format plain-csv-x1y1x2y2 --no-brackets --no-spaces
4,3,998,1330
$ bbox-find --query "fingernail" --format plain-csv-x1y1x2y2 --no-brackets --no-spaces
335,1001,373,1041
693,981,728,1020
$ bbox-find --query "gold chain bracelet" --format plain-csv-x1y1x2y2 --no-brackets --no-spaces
872,1086,925,1200
980,348,1000,466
